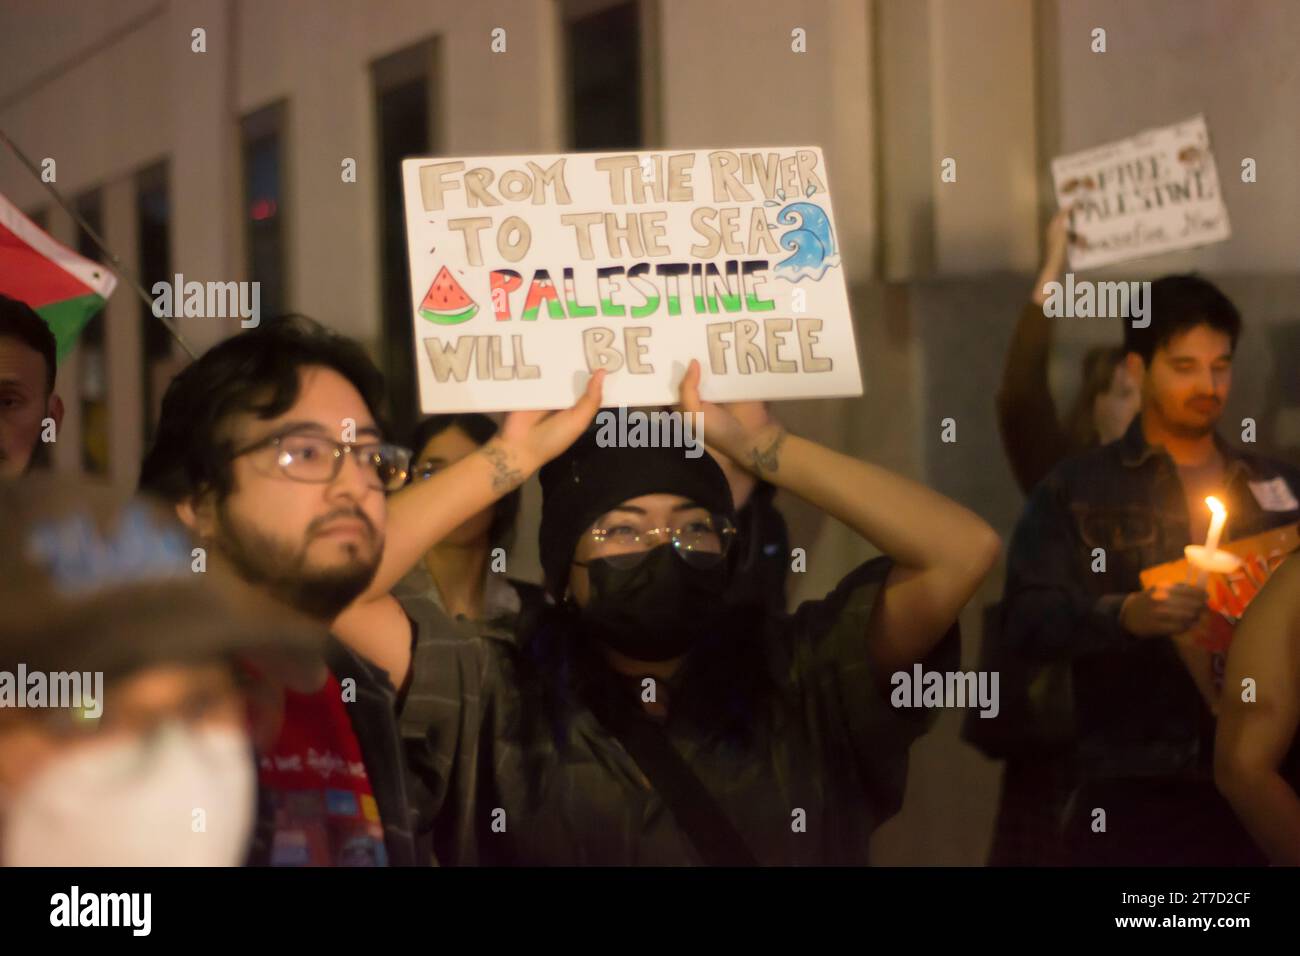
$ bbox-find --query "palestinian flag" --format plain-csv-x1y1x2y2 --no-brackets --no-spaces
0,190,117,362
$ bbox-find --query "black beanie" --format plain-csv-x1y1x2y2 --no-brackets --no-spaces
538,424,735,599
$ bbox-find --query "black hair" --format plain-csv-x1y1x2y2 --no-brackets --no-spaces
407,413,520,553
139,314,388,503
0,293,57,394
1123,274,1242,364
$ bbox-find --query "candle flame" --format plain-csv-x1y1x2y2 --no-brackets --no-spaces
1206,495,1225,518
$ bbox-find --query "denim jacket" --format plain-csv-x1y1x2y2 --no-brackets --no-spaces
1003,417,1300,783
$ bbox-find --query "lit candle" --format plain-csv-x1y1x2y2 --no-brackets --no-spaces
1204,496,1226,554
1185,496,1239,588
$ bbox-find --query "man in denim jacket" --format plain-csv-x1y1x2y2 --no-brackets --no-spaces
1003,275,1300,865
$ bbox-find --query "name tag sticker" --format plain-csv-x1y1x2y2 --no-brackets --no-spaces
1248,477,1300,512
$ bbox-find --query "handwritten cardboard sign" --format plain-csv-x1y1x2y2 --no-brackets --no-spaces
401,148,862,412
1052,115,1231,271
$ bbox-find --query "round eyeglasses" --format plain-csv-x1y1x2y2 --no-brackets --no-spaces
579,512,737,569
230,431,412,492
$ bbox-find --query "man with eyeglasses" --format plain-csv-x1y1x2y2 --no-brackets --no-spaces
139,316,601,865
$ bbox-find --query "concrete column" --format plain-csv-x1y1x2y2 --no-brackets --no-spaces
167,0,241,355
876,0,935,280
928,0,1038,274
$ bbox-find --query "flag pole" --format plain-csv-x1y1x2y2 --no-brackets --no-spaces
0,128,197,360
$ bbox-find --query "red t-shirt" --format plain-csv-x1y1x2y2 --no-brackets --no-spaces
258,672,388,866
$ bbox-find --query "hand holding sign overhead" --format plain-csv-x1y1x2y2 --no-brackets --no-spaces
1050,115,1232,271
676,359,778,471
401,148,863,413
498,369,606,475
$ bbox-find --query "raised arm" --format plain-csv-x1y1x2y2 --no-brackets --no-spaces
996,206,1074,495
679,361,1000,677
1214,555,1300,865
333,370,605,685
363,370,605,601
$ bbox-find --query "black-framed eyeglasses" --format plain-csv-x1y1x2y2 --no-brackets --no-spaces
229,430,412,492
577,512,737,570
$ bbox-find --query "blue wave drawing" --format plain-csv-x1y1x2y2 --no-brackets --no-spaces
773,202,840,282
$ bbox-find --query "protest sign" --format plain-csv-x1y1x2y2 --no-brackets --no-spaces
401,148,862,412
1051,115,1231,271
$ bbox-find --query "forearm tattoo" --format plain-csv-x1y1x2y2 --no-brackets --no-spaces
748,427,787,476
481,443,525,492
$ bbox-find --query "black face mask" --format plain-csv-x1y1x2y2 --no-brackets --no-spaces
576,544,728,662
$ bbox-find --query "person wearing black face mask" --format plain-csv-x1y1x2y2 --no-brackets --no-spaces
536,420,741,670
571,537,731,662
390,360,1000,865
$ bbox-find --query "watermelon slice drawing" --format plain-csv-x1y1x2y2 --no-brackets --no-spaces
419,266,478,324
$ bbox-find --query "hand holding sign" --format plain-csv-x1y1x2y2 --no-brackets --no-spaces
1050,115,1231,271
498,369,606,476
1031,205,1076,306
677,358,781,475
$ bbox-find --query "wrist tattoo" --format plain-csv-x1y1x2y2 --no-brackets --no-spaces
481,443,524,492
748,426,787,476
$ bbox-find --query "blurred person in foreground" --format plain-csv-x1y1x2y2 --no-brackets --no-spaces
1215,555,1300,865
0,479,320,865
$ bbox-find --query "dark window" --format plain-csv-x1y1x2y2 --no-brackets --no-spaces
373,40,436,441
242,102,288,318
74,190,109,476
566,1,642,149
136,162,173,442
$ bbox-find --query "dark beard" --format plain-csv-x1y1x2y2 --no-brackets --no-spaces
1153,397,1218,440
213,503,381,620
1166,410,1218,440
1168,420,1216,440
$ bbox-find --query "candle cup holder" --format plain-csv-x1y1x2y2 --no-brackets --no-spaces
1184,545,1243,575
